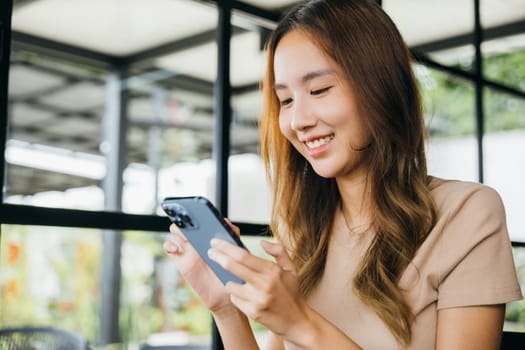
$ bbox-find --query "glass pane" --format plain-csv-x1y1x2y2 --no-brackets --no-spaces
505,245,525,331
7,0,219,214
2,225,251,348
121,231,212,348
483,88,525,242
124,1,219,216
426,45,476,72
132,233,273,349
0,225,102,341
416,64,478,182
6,50,106,210
481,0,525,91
228,13,271,224
482,34,525,94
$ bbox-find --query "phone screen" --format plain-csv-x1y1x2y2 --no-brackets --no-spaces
161,196,247,285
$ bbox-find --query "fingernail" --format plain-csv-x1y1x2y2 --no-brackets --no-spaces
164,239,184,254
208,248,218,261
210,238,220,247
164,240,177,254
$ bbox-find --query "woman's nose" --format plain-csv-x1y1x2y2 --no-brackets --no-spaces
290,100,317,131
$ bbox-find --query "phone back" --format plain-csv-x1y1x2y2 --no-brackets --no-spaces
162,196,246,285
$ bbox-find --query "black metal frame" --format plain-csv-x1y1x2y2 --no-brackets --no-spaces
1,0,525,349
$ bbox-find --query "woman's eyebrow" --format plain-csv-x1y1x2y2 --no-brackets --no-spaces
301,69,336,84
274,68,336,91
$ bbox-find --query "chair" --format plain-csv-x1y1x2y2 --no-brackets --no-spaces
139,345,209,350
500,331,525,350
0,326,89,350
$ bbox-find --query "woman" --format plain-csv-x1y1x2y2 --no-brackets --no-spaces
164,0,522,348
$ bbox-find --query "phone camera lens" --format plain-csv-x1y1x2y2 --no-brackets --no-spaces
174,216,185,228
181,214,194,228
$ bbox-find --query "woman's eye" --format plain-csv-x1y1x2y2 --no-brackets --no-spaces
280,98,293,107
311,87,332,96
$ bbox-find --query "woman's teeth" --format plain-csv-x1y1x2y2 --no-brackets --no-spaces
306,135,333,149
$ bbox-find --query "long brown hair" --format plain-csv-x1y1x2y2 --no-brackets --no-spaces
259,0,437,345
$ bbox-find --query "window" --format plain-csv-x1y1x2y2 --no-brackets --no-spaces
1,0,524,348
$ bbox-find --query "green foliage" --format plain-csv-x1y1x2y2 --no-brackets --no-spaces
418,68,475,137
417,48,525,137
484,50,525,92
504,247,525,331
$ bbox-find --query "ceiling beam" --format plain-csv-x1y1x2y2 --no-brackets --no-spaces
197,0,281,23
411,19,525,53
11,31,122,68
122,27,245,66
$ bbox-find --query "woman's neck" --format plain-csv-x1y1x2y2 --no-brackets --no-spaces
336,175,372,232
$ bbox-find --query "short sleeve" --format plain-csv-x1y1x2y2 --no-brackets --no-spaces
436,185,522,309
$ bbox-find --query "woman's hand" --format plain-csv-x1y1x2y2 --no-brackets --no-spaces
163,222,235,314
165,221,262,350
208,238,311,339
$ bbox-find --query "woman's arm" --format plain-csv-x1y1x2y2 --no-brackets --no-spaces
436,304,505,350
212,307,260,350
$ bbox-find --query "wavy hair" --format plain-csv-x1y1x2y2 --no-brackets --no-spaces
259,0,437,345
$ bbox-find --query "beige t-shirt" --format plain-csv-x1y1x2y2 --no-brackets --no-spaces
287,178,523,350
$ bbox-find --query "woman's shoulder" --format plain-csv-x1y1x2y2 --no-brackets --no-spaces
428,176,504,216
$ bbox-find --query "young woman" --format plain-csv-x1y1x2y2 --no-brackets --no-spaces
164,0,522,348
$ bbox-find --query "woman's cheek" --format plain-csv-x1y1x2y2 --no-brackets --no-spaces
278,113,292,139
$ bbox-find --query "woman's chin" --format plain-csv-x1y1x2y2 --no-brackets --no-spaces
310,164,338,179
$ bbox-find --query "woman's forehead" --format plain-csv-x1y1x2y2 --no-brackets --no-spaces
273,31,342,83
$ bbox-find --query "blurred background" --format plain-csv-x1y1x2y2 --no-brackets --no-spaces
1,0,525,349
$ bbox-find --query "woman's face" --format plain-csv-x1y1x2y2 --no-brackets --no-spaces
274,30,372,180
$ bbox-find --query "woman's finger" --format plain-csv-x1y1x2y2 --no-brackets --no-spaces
169,223,188,242
260,240,296,272
224,218,240,237
210,238,276,275
207,246,260,284
163,236,183,254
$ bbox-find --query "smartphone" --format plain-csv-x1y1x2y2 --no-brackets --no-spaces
161,196,248,285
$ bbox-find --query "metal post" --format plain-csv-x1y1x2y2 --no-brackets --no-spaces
214,2,232,214
212,1,232,349
0,0,13,203
99,71,128,345
473,0,484,183
150,86,166,211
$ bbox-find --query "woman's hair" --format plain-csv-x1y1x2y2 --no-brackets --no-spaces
259,0,437,345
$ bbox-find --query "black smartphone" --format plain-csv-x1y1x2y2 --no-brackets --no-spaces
161,196,248,285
